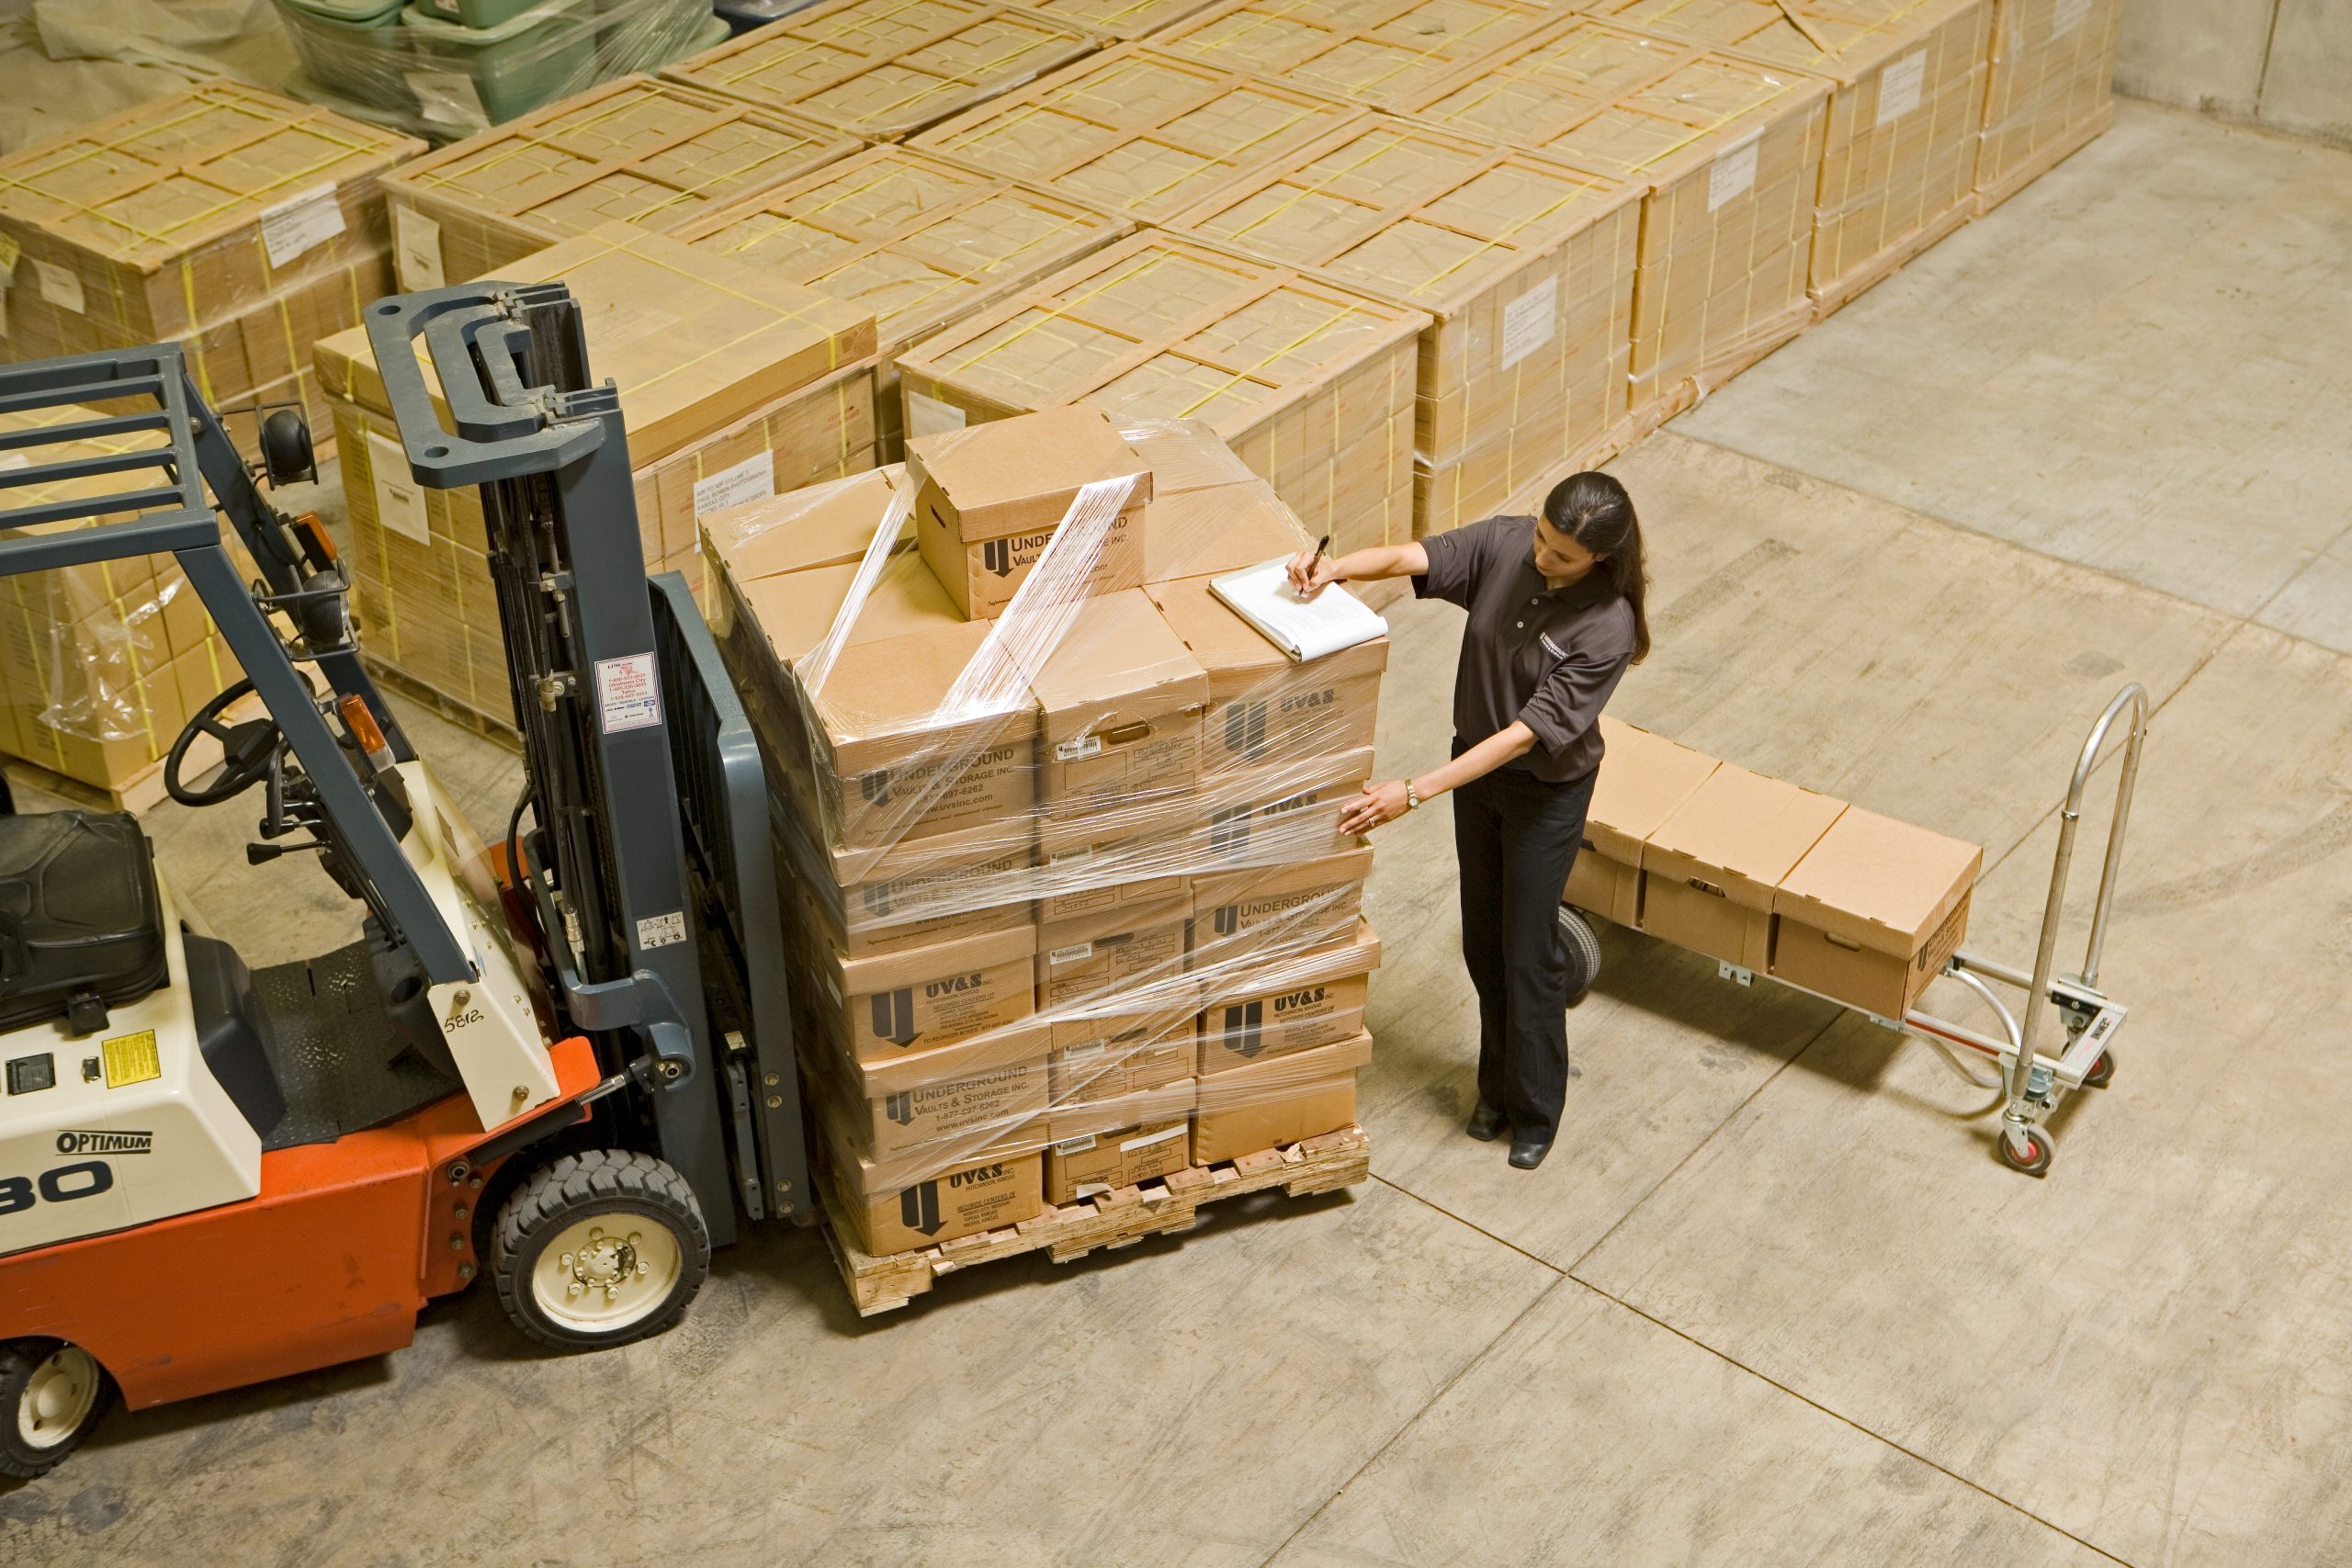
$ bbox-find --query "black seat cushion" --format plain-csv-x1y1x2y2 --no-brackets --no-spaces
0,810,169,1034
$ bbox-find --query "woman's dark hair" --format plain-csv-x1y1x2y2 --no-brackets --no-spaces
1543,470,1650,663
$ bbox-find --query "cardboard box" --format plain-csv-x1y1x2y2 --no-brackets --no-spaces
673,147,1131,462
703,466,912,584
1975,0,2125,211
1153,0,1552,111
1170,115,1641,538
1398,17,1832,425
1023,589,1210,821
1193,746,1376,874
662,0,1102,141
825,1016,1052,1160
1046,1012,1197,1102
811,923,1039,1064
905,405,1153,619
1561,716,1721,926
895,231,1427,568
1641,764,1846,970
1587,0,1993,314
1191,1031,1369,1164
379,76,857,288
1146,572,1386,779
828,1137,1045,1253
1045,1119,1191,1203
0,81,418,347
1142,475,1308,585
1198,919,1382,1075
1036,815,1190,923
817,813,1039,956
1037,894,1193,1014
1191,847,1372,960
1770,805,1981,1018
909,45,1363,225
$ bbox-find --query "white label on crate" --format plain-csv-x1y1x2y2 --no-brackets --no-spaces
393,206,446,290
1876,51,1928,126
407,71,490,133
1065,1039,1107,1057
367,431,431,545
34,259,83,314
636,910,687,949
2053,0,2092,34
1120,1125,1185,1153
594,650,662,735
260,183,345,268
693,449,775,519
1048,847,1093,867
1048,942,1094,965
1055,734,1103,762
1708,136,1760,211
907,390,966,439
0,452,26,472
0,232,18,282
1498,277,1558,371
1052,1134,1099,1155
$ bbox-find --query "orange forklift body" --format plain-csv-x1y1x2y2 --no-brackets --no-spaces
0,1038,601,1409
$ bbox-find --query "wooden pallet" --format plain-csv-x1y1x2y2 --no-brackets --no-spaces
825,1124,1373,1316
362,656,520,750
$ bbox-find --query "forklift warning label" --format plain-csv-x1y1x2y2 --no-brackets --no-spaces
637,911,687,950
595,652,662,735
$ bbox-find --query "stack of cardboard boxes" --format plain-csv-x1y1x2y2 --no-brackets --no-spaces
315,223,876,727
703,407,1385,1255
1566,716,1982,1021
0,82,420,466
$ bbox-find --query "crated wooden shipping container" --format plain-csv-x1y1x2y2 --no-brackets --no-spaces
1585,0,1993,315
379,75,857,290
908,45,1361,225
315,224,876,726
1150,0,1551,112
662,0,1103,141
893,232,1426,577
1976,0,2123,211
1014,0,1224,39
1171,117,1640,538
1400,17,1830,423
675,148,1130,462
0,82,416,460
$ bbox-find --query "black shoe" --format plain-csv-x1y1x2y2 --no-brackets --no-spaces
1507,1136,1553,1170
1466,1101,1507,1142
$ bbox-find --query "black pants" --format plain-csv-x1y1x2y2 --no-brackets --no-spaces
1453,746,1596,1143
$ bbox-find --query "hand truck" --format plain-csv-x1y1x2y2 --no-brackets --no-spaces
1557,682,2151,1176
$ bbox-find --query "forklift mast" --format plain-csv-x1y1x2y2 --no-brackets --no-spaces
362,285,809,1241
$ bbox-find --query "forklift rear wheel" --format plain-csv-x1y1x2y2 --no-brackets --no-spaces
491,1151,711,1351
0,1339,110,1478
1556,905,1602,1005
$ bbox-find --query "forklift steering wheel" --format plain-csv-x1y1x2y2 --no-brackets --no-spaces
164,679,285,807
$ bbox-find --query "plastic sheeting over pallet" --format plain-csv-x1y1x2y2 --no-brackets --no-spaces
701,414,1386,1252
1148,0,1554,112
893,231,1425,574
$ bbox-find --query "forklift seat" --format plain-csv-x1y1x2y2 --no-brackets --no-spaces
0,810,170,1035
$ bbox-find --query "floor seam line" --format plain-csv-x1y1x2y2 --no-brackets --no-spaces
1254,1274,1571,1568
1559,1276,2138,1567
1369,1173,1567,1276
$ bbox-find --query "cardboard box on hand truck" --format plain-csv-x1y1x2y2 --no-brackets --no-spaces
1639,762,1846,971
1771,804,1980,1019
1562,716,1721,925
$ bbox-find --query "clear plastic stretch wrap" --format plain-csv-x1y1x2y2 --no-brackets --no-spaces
1975,0,2122,209
274,0,718,143
703,413,1385,1252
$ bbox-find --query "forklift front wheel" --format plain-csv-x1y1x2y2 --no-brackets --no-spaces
0,1339,111,1478
491,1151,711,1351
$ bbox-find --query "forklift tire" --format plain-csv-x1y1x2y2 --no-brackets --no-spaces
491,1150,711,1352
0,1339,111,1478
1556,904,1602,1006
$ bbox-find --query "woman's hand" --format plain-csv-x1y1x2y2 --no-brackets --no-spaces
1285,547,1342,598
1340,779,1412,835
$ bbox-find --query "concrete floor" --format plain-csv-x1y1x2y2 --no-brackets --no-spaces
6,100,2349,1566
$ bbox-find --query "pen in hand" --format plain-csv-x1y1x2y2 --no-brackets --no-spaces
1295,534,1332,600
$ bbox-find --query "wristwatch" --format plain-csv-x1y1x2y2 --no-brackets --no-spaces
1404,781,1419,812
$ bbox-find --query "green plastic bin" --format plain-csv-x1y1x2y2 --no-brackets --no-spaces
410,0,550,28
400,0,598,124
278,0,407,100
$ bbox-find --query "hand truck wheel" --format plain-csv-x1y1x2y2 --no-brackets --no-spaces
1555,904,1601,1006
1996,1126,2053,1178
2084,1049,2115,1089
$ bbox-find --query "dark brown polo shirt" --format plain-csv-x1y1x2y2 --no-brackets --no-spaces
1414,514,1637,784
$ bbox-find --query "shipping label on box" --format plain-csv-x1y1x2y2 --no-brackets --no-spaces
1046,1119,1190,1204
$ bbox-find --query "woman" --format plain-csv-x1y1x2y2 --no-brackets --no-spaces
1289,473,1650,1170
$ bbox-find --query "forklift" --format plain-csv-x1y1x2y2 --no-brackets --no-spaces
0,282,812,1477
